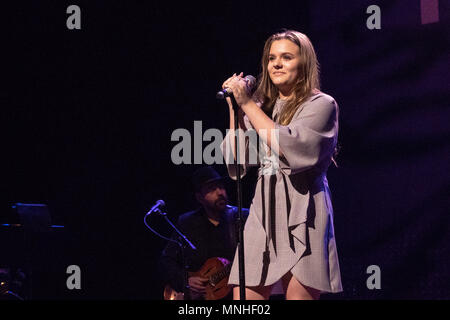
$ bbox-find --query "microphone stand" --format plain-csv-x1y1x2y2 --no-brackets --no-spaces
161,211,196,300
144,208,196,300
229,94,246,300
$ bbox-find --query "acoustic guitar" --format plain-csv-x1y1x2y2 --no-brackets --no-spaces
164,257,232,300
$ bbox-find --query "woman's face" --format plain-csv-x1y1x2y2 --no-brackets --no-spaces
268,39,302,97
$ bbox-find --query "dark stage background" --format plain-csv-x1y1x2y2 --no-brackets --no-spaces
1,1,449,300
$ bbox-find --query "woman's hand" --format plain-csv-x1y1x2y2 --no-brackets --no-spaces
222,72,252,107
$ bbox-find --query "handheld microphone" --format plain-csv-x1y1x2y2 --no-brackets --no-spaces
216,75,257,99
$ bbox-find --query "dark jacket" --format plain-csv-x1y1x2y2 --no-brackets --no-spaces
159,205,249,293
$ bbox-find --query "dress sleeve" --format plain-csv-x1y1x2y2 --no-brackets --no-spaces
220,114,259,180
275,94,339,175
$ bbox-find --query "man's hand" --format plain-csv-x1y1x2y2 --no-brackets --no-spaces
188,276,209,294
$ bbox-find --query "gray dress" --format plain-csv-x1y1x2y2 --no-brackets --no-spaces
221,92,343,293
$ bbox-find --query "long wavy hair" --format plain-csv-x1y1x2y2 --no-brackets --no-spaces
254,30,321,125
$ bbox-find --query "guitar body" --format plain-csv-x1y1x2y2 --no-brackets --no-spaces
163,257,232,300
190,257,231,300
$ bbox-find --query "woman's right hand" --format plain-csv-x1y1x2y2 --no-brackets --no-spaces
222,72,243,109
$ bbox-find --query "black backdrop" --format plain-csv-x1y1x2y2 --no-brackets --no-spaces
1,1,449,300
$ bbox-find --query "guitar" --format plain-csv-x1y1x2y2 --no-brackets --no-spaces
164,257,232,300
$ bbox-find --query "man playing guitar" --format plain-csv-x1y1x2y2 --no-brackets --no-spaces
159,166,249,300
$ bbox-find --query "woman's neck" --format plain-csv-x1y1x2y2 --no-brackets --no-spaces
278,84,295,100
278,90,293,100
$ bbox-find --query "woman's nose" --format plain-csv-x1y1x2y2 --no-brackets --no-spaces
273,57,282,67
274,59,282,68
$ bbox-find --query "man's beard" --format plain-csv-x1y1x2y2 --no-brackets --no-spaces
213,196,228,211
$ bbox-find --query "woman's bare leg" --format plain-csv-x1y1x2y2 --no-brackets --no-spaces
233,285,272,300
281,272,321,300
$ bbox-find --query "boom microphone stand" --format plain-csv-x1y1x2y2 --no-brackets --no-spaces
163,213,197,300
144,206,196,300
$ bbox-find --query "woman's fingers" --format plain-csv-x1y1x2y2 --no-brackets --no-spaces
222,73,236,88
222,72,250,107
222,72,244,89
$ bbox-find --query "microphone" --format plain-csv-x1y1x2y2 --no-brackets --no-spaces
216,75,257,99
147,199,165,215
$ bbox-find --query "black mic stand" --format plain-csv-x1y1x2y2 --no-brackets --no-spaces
162,212,197,300
144,208,197,300
229,94,246,300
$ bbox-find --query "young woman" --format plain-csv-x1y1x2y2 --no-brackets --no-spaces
221,30,343,300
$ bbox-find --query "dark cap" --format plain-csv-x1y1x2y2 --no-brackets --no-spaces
192,166,225,192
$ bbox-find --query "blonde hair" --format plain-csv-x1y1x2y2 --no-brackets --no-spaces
254,30,321,125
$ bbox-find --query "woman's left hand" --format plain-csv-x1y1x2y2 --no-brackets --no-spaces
226,72,252,107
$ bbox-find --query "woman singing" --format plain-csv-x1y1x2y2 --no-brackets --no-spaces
221,30,343,300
